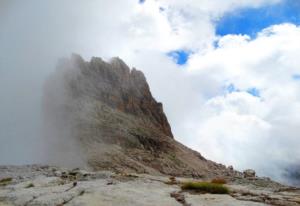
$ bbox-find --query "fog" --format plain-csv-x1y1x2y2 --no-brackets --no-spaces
0,0,111,165
0,0,134,166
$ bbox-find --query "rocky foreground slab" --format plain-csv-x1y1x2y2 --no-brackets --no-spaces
0,165,299,206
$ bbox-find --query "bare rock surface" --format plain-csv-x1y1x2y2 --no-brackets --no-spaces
185,194,267,206
1,165,299,206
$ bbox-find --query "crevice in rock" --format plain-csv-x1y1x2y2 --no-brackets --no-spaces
24,195,38,206
230,190,300,206
58,190,85,206
170,191,191,206
65,182,77,192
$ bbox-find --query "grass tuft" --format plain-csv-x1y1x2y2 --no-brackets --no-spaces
181,181,229,194
211,178,227,184
0,177,12,186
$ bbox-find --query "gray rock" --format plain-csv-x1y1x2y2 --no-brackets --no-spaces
54,171,62,177
243,169,256,178
185,194,268,206
1,165,300,206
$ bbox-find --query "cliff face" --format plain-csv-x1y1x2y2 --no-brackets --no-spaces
43,54,229,177
71,55,173,138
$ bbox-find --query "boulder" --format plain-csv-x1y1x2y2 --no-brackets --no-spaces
243,169,256,178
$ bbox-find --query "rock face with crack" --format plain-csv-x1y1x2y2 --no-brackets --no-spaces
42,54,231,177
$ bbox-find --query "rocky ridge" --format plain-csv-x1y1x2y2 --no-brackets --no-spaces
43,54,232,177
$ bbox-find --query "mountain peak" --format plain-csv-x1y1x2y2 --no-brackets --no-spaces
43,54,229,177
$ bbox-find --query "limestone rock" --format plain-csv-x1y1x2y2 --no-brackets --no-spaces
1,165,300,206
243,169,256,178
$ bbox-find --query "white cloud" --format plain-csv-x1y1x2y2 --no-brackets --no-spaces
178,24,300,182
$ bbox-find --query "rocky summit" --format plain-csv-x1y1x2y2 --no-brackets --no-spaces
42,54,230,177
1,55,299,206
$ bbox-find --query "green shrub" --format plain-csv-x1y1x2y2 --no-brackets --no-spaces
0,177,12,186
181,182,229,194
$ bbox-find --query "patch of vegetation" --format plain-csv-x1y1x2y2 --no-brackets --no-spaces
25,183,35,188
181,181,229,194
0,177,12,186
211,178,227,184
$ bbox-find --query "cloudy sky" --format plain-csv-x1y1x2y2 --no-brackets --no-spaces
1,0,300,183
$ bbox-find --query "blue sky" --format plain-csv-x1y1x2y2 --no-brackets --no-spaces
167,0,300,65
293,74,300,80
167,50,191,65
216,0,300,37
226,84,260,97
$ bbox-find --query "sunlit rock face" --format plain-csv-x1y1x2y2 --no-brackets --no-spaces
42,54,228,177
